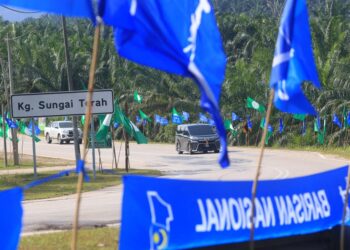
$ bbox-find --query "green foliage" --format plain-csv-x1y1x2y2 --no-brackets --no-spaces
0,1,349,147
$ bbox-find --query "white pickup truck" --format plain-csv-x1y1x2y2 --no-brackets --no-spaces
44,121,82,144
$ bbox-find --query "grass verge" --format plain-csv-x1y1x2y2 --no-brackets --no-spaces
0,154,75,169
0,169,161,200
20,227,119,250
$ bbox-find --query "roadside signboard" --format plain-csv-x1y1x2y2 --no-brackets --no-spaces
11,90,114,118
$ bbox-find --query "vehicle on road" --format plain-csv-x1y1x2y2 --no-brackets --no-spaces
44,121,82,144
175,124,220,154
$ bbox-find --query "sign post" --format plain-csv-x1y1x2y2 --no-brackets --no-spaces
31,118,37,177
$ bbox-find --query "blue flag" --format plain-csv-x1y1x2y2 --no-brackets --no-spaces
0,0,94,19
199,113,209,123
154,114,161,124
279,118,284,134
101,0,229,167
332,114,342,129
5,117,18,129
28,120,41,136
160,117,169,126
347,112,350,127
182,111,190,122
135,115,141,125
231,112,239,121
208,119,215,126
114,122,119,129
269,0,320,115
0,188,23,250
172,115,182,125
247,116,252,130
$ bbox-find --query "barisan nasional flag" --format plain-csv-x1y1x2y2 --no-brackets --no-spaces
0,188,23,250
154,114,161,124
100,0,229,167
199,113,209,123
270,0,320,115
232,112,239,121
96,114,112,140
182,111,190,122
0,0,94,19
172,108,182,125
279,118,284,134
332,114,342,129
5,117,18,129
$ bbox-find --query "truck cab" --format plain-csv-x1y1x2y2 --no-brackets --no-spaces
45,121,82,144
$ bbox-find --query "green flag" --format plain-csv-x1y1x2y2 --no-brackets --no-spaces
343,108,348,128
172,107,180,116
81,115,85,126
96,114,112,140
134,91,143,104
19,122,40,142
114,101,147,144
313,119,319,132
246,97,265,113
293,114,306,121
265,130,273,145
139,109,152,122
224,119,233,131
260,118,266,129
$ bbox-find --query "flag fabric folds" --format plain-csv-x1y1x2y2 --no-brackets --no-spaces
5,117,18,129
182,111,190,122
231,112,239,121
199,113,209,123
247,117,252,130
269,0,320,115
0,0,94,19
134,91,143,104
19,122,40,142
28,120,41,136
96,114,112,141
154,114,161,124
172,108,182,125
347,112,350,128
159,117,169,126
279,118,284,134
114,101,147,144
0,187,23,250
246,97,265,113
293,114,306,121
139,110,152,122
332,114,342,129
101,0,229,167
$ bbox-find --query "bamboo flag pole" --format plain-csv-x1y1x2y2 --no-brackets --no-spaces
71,20,101,250
249,89,275,250
340,168,350,250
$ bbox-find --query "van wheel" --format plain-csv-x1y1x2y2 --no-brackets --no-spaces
188,144,193,154
46,133,52,144
176,142,183,154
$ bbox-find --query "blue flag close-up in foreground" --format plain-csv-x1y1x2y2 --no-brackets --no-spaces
0,188,23,250
100,0,229,167
269,0,320,115
120,166,350,249
0,0,94,19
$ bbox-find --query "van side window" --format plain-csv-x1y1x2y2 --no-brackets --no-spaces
183,131,189,136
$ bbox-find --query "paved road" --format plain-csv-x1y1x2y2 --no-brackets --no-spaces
1,137,348,232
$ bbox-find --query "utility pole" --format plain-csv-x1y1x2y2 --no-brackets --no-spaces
6,33,19,165
62,16,81,164
1,103,7,167
124,102,129,172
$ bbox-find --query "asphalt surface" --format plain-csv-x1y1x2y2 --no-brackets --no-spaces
0,137,348,232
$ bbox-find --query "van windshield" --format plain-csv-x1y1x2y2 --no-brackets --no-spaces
188,125,216,136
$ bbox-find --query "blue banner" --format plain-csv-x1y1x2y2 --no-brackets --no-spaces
0,188,23,250
120,166,350,249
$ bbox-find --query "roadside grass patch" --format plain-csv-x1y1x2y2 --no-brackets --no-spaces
20,227,119,250
0,169,161,200
0,154,75,169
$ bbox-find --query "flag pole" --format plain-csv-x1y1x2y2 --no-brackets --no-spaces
71,19,101,250
249,89,274,250
340,167,350,250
